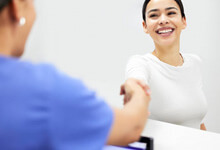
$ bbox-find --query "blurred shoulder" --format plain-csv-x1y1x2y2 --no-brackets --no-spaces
127,53,152,64
183,53,202,61
183,53,202,64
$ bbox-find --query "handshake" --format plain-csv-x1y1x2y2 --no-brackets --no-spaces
107,78,151,146
120,78,151,105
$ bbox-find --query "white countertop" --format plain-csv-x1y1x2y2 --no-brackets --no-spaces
142,119,220,150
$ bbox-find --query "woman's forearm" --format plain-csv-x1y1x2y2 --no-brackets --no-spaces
107,80,150,146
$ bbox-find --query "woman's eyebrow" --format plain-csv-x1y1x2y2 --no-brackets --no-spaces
165,7,178,11
147,9,159,14
147,7,178,14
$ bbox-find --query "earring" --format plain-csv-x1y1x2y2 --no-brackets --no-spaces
19,17,26,26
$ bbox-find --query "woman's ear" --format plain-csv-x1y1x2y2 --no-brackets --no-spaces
8,0,22,24
142,21,149,34
182,17,187,30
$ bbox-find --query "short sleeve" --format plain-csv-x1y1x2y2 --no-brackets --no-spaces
48,71,113,150
125,55,150,84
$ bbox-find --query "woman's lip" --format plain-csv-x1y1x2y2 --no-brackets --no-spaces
155,28,175,37
156,27,174,33
159,30,174,37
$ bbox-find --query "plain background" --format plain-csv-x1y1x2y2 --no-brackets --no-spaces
23,0,220,133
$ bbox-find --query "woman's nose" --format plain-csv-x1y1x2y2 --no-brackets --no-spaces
159,14,169,25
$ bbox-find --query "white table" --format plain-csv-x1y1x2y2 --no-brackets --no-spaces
142,119,220,150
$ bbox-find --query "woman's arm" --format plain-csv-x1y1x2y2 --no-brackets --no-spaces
107,78,151,146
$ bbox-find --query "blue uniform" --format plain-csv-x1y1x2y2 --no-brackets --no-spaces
0,55,113,150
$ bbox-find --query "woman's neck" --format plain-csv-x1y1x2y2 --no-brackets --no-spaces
152,43,184,67
0,28,14,56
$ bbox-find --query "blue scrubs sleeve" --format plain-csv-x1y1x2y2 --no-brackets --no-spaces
48,73,113,150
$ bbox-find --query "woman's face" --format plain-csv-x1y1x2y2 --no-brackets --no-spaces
14,0,36,56
143,0,186,47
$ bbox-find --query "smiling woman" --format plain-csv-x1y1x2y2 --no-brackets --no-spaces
125,0,208,130
143,0,186,55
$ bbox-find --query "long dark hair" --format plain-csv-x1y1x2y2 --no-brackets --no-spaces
142,0,186,22
0,0,12,11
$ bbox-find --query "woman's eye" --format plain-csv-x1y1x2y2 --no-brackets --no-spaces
149,14,158,18
168,12,176,15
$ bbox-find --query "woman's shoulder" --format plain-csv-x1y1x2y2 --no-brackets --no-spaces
0,56,56,79
0,57,83,95
182,53,202,64
16,60,59,82
127,53,153,64
182,53,202,66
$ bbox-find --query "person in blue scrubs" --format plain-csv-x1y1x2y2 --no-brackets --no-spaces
0,0,151,150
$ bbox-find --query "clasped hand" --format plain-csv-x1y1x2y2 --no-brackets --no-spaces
120,78,151,105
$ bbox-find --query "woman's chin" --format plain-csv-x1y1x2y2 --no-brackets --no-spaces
155,38,178,47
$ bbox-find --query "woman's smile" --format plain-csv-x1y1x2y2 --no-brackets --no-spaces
156,27,175,37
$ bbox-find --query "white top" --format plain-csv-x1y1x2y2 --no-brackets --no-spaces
125,53,208,129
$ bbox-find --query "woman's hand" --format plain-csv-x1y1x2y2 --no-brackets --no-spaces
120,78,151,105
107,78,151,145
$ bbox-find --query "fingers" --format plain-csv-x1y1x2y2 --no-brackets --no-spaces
120,84,125,95
125,78,151,96
123,95,129,105
120,78,151,105
136,79,151,96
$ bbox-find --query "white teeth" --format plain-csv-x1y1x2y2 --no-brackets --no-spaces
158,29,172,34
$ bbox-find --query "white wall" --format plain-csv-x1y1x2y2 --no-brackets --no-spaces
23,0,220,133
